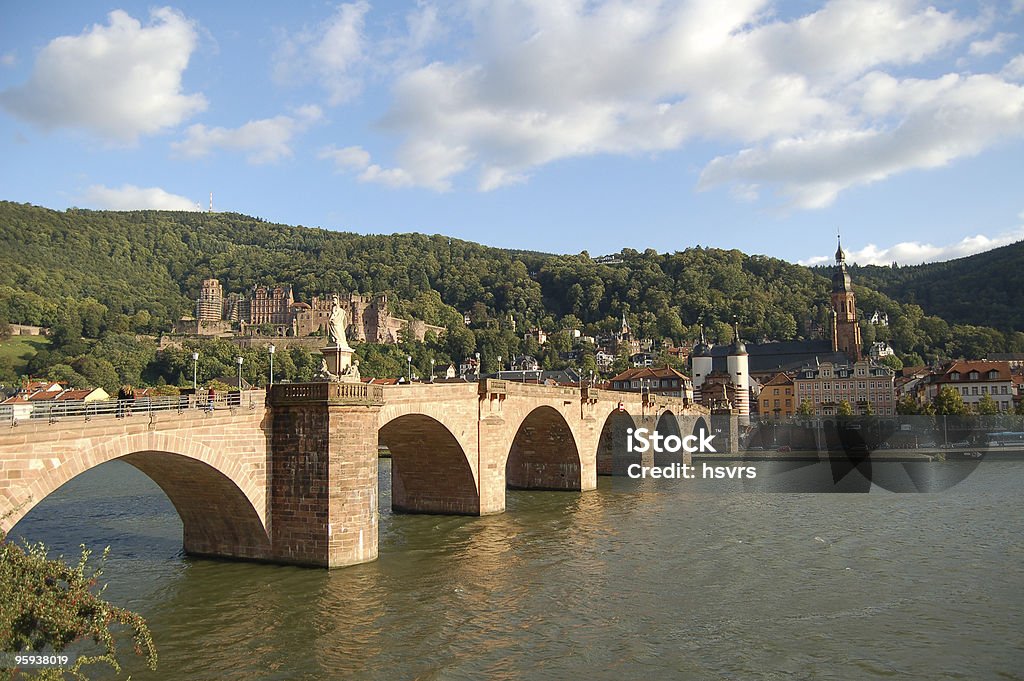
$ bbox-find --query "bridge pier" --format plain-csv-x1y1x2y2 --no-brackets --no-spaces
269,383,383,568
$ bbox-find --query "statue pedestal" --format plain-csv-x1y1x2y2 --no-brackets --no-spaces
319,345,360,383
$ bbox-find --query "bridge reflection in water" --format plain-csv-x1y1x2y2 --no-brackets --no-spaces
1,380,706,568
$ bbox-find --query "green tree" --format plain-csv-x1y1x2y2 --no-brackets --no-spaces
878,354,903,372
976,392,1000,415
46,363,87,388
0,355,18,386
796,399,816,416
71,356,121,394
0,529,157,679
933,386,967,415
837,400,854,416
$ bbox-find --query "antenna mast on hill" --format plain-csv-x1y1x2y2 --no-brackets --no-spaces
209,192,214,212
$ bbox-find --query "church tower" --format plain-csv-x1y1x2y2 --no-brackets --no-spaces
830,236,862,361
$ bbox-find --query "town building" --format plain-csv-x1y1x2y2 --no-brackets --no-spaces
869,342,895,359
793,359,896,416
609,366,694,402
759,373,795,418
510,354,540,371
927,360,1015,413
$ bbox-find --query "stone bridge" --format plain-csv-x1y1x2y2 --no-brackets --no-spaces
0,381,710,568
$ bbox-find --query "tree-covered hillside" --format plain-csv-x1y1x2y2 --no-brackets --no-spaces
836,241,1024,332
1,200,1022,387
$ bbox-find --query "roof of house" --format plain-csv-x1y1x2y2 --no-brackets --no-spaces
762,372,794,387
55,389,95,401
934,360,1012,383
697,339,850,375
22,380,62,393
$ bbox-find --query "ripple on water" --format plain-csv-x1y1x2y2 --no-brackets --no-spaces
8,459,1024,680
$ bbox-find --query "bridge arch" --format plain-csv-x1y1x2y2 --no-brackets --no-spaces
379,413,479,514
654,410,683,466
505,405,582,490
596,408,635,476
3,432,270,560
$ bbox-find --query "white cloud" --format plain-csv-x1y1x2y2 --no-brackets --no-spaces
273,2,370,105
800,228,1024,266
172,105,322,164
0,52,15,67
698,73,1024,208
1004,54,1024,81
0,8,206,143
81,184,200,211
969,32,1016,57
349,0,1019,197
318,144,418,188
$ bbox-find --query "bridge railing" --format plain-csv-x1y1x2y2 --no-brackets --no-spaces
0,390,266,427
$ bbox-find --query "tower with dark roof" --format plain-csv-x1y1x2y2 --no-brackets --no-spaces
727,321,749,417
830,235,862,361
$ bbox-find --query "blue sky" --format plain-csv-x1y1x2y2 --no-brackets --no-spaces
2,1,1023,265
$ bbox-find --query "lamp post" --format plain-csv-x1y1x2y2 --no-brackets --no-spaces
191,351,199,391
268,344,276,387
407,354,412,383
430,358,435,383
475,352,481,378
497,355,502,375
236,356,244,391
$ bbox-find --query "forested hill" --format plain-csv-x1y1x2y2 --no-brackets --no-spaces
838,240,1024,332
1,200,1022,364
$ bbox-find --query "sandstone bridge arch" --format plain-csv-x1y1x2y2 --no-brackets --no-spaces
504,405,583,491
1,414,271,561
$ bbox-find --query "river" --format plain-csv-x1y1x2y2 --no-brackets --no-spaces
8,458,1024,680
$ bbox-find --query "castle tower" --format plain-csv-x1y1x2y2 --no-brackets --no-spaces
831,236,862,361
195,278,224,321
726,321,749,417
690,325,713,404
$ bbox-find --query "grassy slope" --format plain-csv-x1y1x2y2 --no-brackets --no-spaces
0,335,50,374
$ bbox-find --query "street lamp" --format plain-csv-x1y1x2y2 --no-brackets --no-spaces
407,354,412,383
498,355,502,375
430,358,435,383
191,351,199,391
236,356,244,391
268,344,276,387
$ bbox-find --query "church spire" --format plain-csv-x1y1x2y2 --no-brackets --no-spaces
835,232,846,263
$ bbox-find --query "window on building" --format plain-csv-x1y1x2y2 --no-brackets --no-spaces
950,372,960,380
972,387,978,395
981,386,988,394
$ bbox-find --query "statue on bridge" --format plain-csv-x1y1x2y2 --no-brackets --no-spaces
318,294,358,382
327,294,353,352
